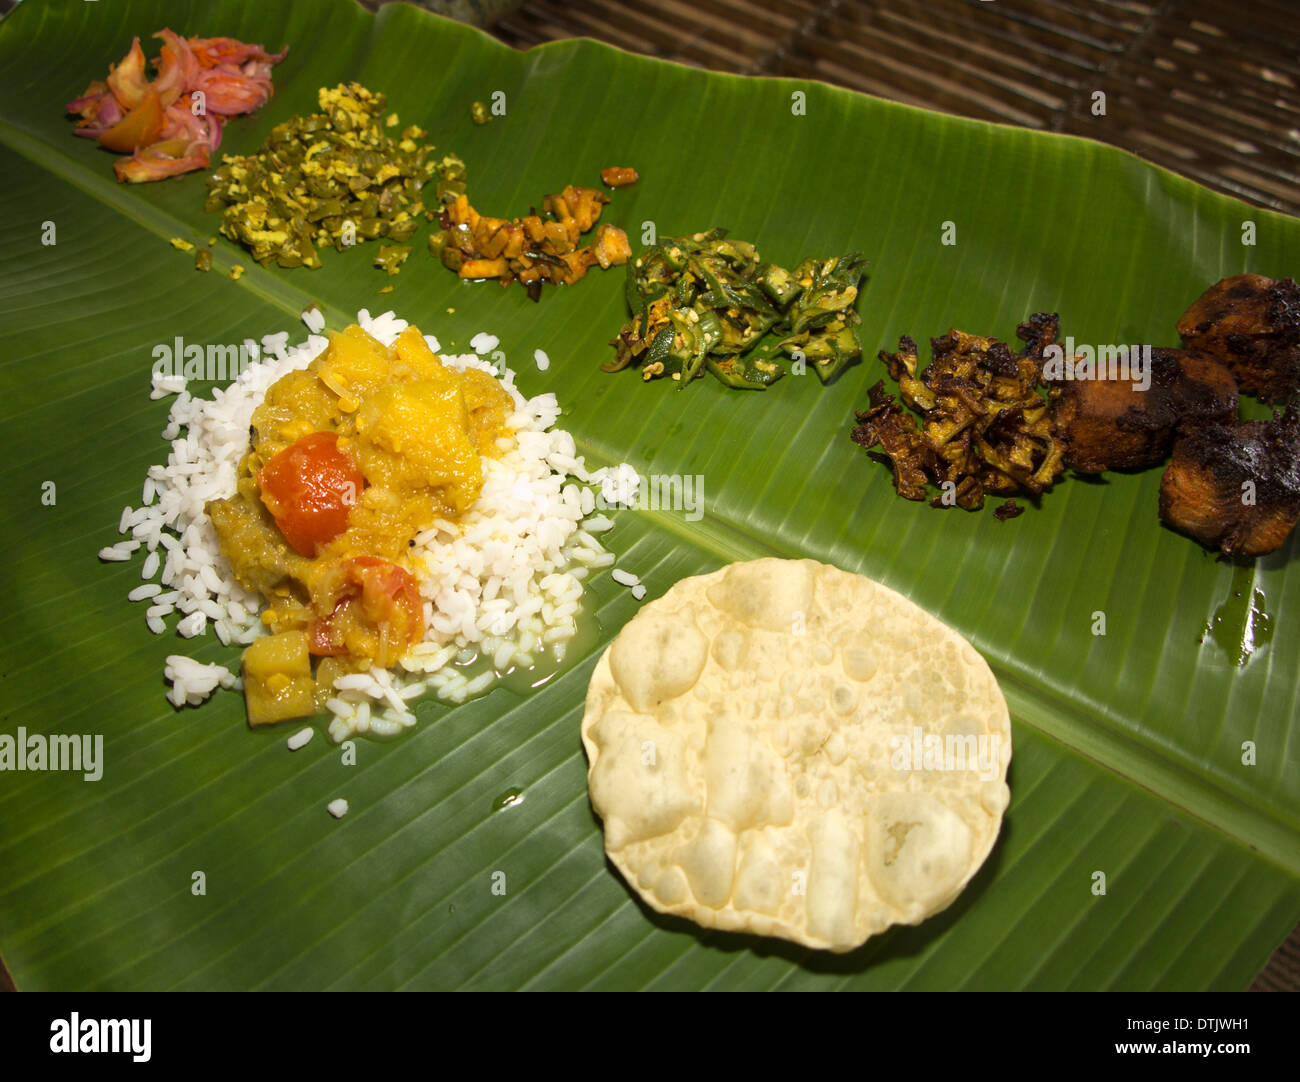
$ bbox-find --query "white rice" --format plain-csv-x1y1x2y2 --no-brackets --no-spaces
162,655,239,708
327,798,349,819
599,463,640,508
106,308,631,742
534,349,550,372
98,539,140,561
287,727,314,751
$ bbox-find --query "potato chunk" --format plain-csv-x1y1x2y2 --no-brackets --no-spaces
314,325,395,409
242,630,315,727
352,380,482,514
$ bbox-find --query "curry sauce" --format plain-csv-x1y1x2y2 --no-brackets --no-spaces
207,322,513,724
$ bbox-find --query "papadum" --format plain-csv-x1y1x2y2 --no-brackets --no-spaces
580,558,1011,953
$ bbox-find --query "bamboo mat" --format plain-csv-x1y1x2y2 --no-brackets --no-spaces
491,0,1300,217
486,0,1300,994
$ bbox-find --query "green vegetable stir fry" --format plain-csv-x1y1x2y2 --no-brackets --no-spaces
205,83,466,272
604,228,867,389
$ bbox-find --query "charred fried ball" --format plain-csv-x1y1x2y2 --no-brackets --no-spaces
1049,347,1238,473
1177,274,1300,403
1158,404,1300,557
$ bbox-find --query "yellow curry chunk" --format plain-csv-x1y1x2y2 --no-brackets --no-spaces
352,381,482,512
242,630,315,726
315,324,400,411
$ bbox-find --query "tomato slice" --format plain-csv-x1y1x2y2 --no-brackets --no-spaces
308,610,351,657
308,557,425,661
257,432,364,557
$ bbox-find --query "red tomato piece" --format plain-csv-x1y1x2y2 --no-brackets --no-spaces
257,432,364,557
308,613,350,657
308,557,426,660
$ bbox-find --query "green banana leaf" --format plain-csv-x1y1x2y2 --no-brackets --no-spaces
0,0,1296,991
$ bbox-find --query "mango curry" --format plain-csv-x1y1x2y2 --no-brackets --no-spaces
207,323,513,726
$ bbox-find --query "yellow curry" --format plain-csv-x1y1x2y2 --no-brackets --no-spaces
207,323,513,725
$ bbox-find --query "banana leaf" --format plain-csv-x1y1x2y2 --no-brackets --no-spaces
0,0,1296,991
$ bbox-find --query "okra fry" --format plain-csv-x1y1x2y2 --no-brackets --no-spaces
606,228,867,391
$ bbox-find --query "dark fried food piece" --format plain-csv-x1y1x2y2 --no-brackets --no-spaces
851,378,936,501
853,316,1067,511
1177,274,1300,403
1018,311,1062,370
1158,404,1300,557
1050,347,1238,473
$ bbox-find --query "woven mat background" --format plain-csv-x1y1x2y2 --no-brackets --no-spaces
486,0,1299,993
492,0,1300,216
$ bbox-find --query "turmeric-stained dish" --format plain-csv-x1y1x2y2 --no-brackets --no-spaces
429,184,632,300
206,83,464,273
102,311,633,741
67,28,287,182
599,166,638,188
207,323,515,725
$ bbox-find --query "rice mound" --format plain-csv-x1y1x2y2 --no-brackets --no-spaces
100,308,635,741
